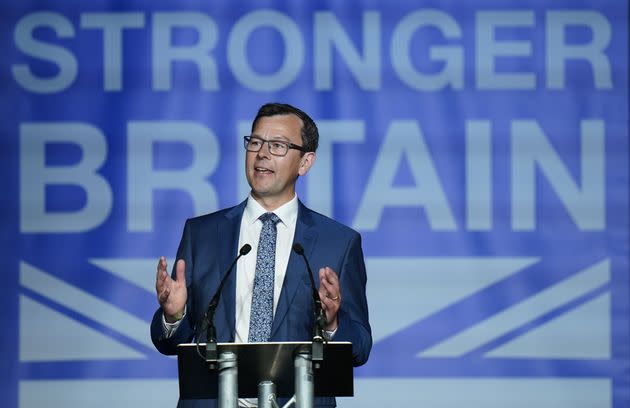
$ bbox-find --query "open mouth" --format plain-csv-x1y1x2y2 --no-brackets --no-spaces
255,166,274,174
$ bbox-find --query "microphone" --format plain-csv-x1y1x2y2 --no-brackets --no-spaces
292,243,327,363
207,243,252,315
201,243,251,367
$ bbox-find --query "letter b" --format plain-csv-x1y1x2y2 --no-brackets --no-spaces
20,122,112,233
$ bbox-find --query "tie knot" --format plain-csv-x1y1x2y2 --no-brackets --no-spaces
259,212,280,225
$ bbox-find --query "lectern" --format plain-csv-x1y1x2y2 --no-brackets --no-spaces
177,341,354,408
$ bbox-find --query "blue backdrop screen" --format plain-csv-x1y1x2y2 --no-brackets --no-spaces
1,1,628,407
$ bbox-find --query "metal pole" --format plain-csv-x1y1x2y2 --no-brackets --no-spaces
294,352,314,408
218,351,238,408
258,380,279,408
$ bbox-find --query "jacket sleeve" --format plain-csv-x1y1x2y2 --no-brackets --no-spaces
150,219,197,355
333,232,372,366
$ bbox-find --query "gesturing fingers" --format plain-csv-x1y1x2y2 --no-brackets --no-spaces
156,256,174,305
157,282,171,305
318,267,341,331
320,267,340,298
175,259,186,287
156,257,169,284
318,267,341,308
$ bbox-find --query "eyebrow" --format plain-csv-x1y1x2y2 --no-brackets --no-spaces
251,134,292,142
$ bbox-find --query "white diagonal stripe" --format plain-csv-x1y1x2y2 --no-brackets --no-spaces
366,257,539,342
20,295,145,361
485,292,610,359
20,261,153,350
89,258,174,293
420,259,610,357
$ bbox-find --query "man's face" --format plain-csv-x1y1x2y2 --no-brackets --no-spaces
245,114,315,209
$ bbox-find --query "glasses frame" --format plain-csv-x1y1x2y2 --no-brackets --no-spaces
243,135,306,157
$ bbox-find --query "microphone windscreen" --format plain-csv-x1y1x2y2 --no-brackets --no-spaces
240,244,252,255
292,243,304,255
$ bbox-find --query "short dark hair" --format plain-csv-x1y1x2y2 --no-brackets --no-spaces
251,103,319,153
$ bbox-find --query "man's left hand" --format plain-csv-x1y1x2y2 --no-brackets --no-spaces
318,266,341,331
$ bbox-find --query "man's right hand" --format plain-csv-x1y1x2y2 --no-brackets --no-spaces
155,257,187,323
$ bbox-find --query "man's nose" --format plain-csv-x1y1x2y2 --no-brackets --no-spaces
257,141,272,157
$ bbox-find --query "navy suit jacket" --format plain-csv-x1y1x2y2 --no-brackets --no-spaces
151,199,372,407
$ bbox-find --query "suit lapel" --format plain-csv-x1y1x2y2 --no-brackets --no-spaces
215,201,246,342
271,201,318,338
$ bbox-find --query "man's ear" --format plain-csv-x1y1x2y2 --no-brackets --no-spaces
298,152,316,176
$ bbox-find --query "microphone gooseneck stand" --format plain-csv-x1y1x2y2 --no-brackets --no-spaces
203,244,251,368
204,243,323,408
292,243,327,366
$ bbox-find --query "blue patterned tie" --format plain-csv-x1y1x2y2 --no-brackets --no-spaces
248,212,280,342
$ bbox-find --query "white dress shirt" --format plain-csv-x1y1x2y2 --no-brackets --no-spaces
162,194,298,338
234,194,298,342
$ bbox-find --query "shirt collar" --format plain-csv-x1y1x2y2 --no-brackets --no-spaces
243,194,298,228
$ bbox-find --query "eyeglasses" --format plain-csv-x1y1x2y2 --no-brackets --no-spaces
243,136,306,157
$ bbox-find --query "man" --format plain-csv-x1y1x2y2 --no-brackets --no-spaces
151,103,372,407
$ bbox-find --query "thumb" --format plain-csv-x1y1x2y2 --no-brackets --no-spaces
175,259,186,284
